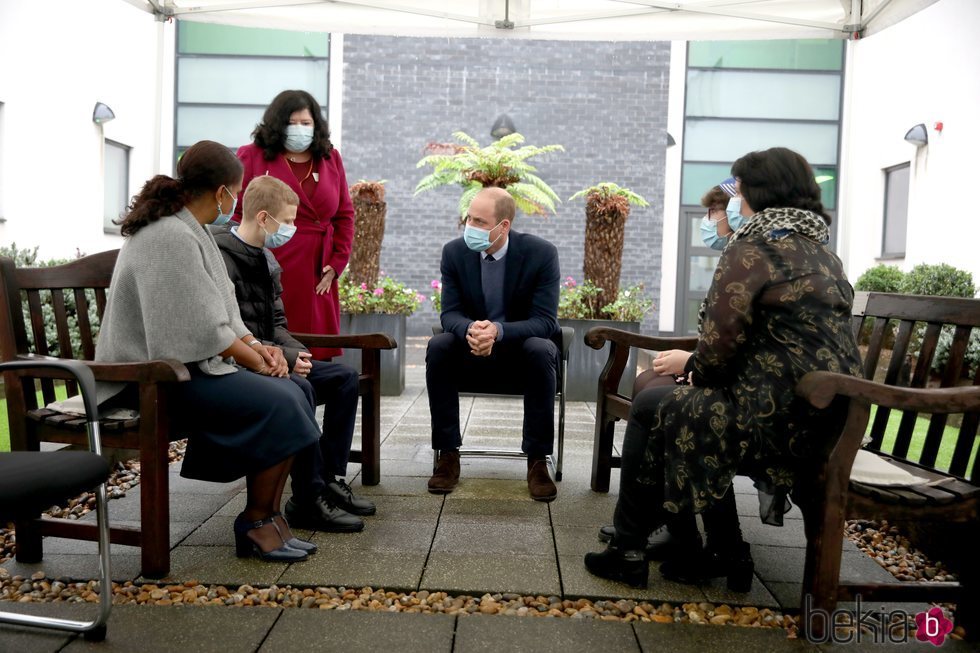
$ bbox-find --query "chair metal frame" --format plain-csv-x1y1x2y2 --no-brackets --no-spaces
0,358,111,642
430,326,572,481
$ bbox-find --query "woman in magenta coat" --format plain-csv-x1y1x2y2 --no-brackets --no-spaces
235,90,354,360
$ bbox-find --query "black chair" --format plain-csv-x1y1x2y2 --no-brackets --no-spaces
430,326,572,481
0,358,111,642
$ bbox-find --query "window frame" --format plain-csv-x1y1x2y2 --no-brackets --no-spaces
881,162,910,259
103,138,130,235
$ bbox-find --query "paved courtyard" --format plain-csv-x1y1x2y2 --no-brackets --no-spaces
1,337,964,651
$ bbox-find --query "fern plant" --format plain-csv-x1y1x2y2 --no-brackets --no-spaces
414,131,564,224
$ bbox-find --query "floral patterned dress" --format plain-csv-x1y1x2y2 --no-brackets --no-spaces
639,207,863,525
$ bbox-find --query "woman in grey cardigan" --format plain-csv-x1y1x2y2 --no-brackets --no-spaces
97,140,320,562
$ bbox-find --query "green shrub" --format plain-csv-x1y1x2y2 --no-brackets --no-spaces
899,263,976,298
0,243,98,358
854,264,905,293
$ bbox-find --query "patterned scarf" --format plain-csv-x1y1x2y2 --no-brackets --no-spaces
696,207,830,334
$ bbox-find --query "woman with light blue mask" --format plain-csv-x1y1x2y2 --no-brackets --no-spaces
698,177,749,250
234,90,356,361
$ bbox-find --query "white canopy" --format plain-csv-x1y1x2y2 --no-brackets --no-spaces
122,0,938,41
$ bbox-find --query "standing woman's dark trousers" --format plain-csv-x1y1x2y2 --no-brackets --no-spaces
426,332,558,457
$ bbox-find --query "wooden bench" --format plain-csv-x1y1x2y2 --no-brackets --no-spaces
586,291,979,641
0,250,396,577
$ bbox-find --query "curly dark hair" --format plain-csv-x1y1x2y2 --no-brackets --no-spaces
700,186,729,210
251,90,333,161
117,140,243,237
731,147,831,224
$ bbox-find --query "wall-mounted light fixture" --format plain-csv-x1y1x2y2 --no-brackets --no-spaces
92,102,115,125
903,123,928,147
666,131,676,147
490,114,516,139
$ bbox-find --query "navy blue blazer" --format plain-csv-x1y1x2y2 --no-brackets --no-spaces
439,230,560,345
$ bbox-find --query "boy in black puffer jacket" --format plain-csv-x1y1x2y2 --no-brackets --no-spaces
212,175,376,533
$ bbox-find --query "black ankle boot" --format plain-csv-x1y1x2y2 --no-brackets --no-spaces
584,543,649,588
659,540,754,592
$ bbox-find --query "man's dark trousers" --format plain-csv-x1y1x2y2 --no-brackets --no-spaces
288,360,359,502
426,332,558,457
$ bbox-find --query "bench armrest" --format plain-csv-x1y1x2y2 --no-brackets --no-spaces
796,371,980,414
290,332,397,350
4,354,190,384
585,327,698,353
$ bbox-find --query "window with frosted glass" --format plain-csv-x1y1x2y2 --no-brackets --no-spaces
178,22,329,57
104,140,129,233
685,119,838,166
686,70,840,121
681,163,838,210
882,164,909,258
688,40,843,71
175,20,330,156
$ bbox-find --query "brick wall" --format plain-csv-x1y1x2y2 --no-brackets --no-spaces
340,35,671,335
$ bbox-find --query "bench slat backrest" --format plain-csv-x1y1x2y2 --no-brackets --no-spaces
0,251,118,408
853,292,980,483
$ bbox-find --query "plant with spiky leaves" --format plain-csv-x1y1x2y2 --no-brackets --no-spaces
415,131,564,224
568,183,649,312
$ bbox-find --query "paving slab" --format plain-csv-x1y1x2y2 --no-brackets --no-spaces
259,609,456,653
147,546,290,585
751,545,897,585
106,487,233,523
634,621,817,652
421,552,560,596
61,604,279,652
368,495,444,521
315,519,436,554
431,521,554,556
277,548,427,592
441,497,548,522
0,602,82,652
0,552,143,583
548,487,621,528
454,613,639,653
350,475,436,497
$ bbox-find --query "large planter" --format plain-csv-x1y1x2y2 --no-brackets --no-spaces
336,313,406,396
559,318,640,402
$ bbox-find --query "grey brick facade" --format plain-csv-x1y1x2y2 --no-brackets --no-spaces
340,35,671,335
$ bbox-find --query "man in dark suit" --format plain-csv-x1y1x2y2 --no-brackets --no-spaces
426,187,561,502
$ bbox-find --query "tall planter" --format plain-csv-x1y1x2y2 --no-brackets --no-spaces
583,200,629,311
336,313,406,396
348,182,387,289
560,318,639,402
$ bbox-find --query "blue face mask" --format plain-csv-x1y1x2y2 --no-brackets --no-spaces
699,214,728,251
214,187,236,226
263,213,297,249
284,124,314,153
726,196,746,232
463,223,503,252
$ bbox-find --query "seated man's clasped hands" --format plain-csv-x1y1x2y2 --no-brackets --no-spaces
426,187,562,502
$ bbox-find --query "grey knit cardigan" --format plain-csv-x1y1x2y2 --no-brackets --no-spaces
95,208,250,400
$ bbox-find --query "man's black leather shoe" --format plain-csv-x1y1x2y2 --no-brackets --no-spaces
324,479,376,516
284,495,364,533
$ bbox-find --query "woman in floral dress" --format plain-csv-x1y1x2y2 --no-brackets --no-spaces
584,147,863,589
